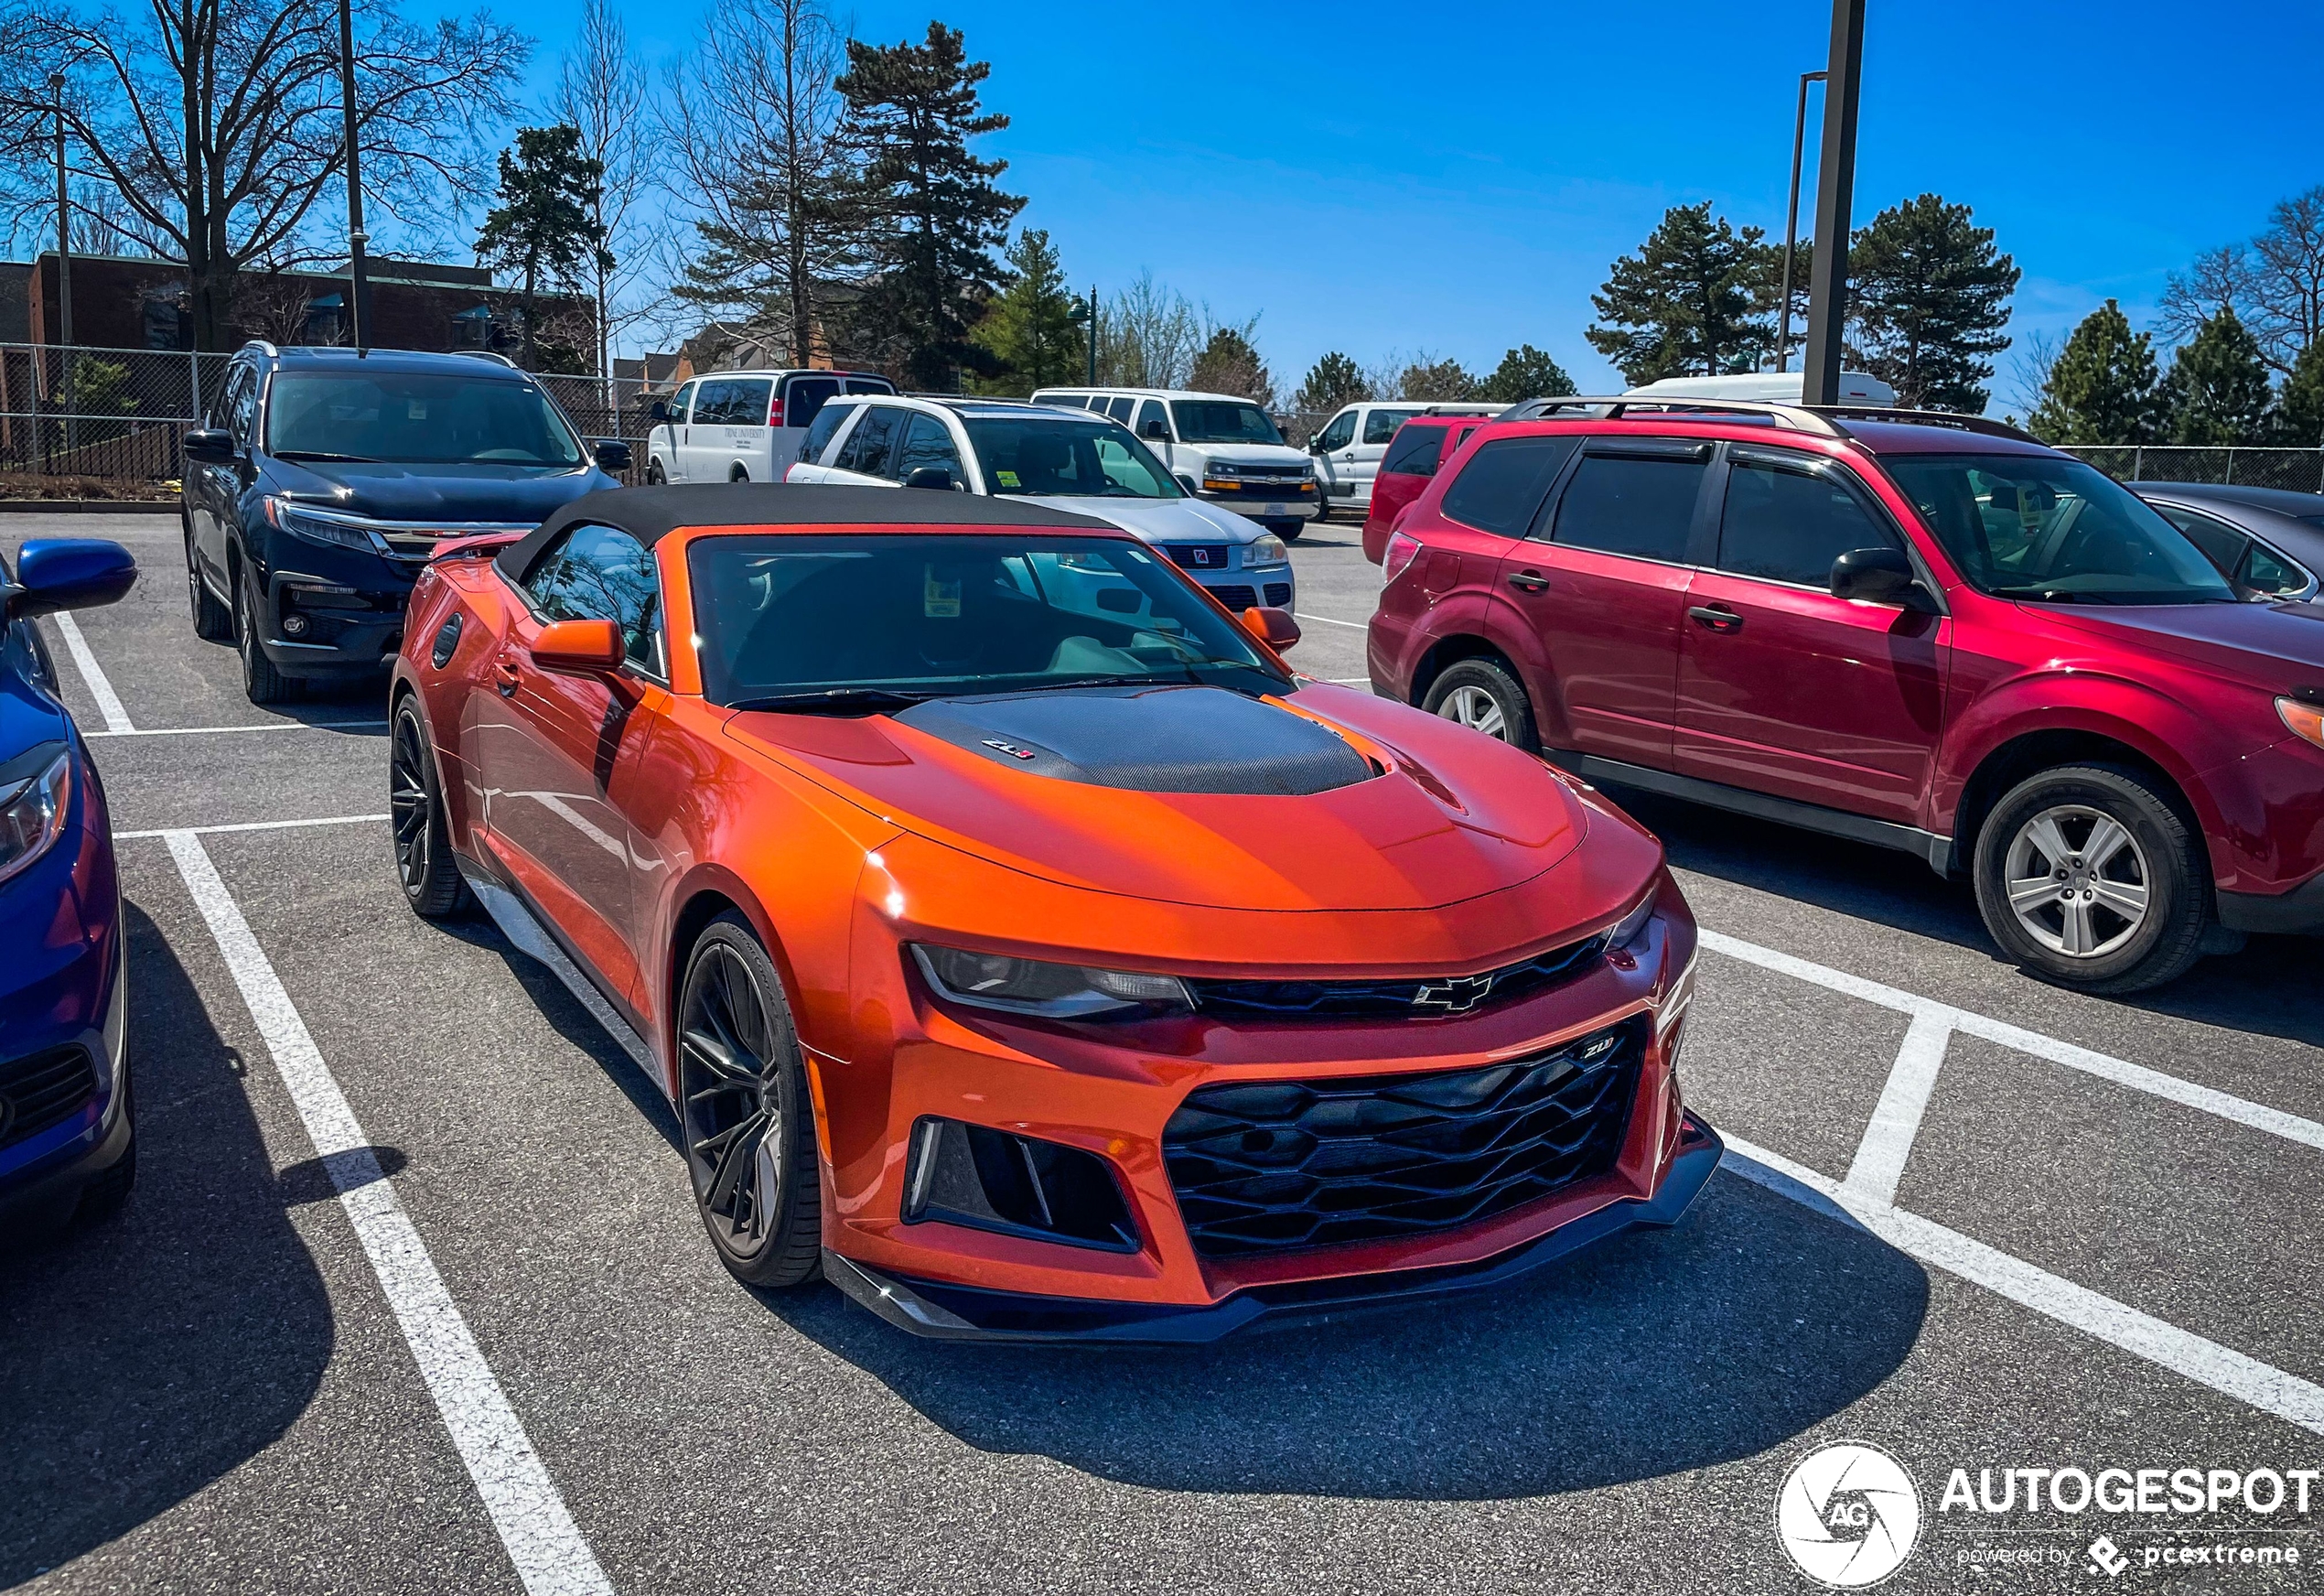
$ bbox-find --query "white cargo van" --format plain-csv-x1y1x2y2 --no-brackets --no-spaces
644,368,896,483
1028,386,1319,537
1304,400,1501,519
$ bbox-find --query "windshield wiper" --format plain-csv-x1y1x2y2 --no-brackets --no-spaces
1990,585,2102,603
275,450,380,463
726,687,930,714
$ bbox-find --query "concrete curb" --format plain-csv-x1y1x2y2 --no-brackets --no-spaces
0,501,178,515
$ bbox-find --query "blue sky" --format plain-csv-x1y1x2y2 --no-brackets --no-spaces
493,0,2324,401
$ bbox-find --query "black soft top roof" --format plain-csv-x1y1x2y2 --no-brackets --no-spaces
495,483,1118,580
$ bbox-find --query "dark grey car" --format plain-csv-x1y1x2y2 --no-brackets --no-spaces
2127,481,2324,602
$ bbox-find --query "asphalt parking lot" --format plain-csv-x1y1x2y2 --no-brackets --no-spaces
5,505,2322,1594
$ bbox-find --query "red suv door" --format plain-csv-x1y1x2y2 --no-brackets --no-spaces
1495,437,1715,768
1673,443,1946,824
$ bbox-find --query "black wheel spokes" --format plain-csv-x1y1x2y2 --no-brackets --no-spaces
390,723,431,885
680,945,782,1246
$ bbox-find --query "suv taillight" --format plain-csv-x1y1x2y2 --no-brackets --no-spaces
1383,531,1423,581
768,394,785,426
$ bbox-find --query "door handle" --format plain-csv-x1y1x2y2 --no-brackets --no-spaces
1506,569,1551,594
494,653,522,696
1687,605,1744,633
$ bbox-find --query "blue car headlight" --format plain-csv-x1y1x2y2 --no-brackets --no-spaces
0,748,72,887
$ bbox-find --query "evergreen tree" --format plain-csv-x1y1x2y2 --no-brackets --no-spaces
835,22,1026,389
476,124,611,372
1587,203,1770,384
2280,338,2324,448
1481,344,1576,404
1845,194,2019,412
1293,351,1371,414
1189,327,1275,406
2026,300,2162,445
2161,308,2277,445
1398,357,1480,401
968,229,1079,394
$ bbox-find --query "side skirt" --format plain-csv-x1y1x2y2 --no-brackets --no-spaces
457,858,661,1086
1544,750,1954,877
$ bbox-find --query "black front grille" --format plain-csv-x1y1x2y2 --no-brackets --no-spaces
1162,543,1232,570
1264,582,1291,606
1185,934,1605,1021
377,529,440,564
0,1046,99,1150
1203,584,1258,610
1216,473,1309,489
1162,1019,1643,1256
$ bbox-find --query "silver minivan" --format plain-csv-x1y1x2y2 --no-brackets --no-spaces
1306,401,1501,519
645,368,895,484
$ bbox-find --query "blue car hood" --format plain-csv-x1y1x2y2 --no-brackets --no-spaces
270,460,612,523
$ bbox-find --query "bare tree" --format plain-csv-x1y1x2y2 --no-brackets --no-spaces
0,0,527,350
2158,244,2253,348
234,270,338,346
2004,327,2061,425
554,0,650,404
2158,190,2324,377
662,0,861,367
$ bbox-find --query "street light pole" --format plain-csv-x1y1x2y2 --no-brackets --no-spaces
1799,0,1865,406
1774,70,1824,375
337,0,371,352
1086,285,1098,386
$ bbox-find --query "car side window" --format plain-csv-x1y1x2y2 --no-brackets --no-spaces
741,378,777,426
1440,436,1581,537
897,413,966,485
226,365,260,445
1379,425,1446,478
799,401,855,464
839,405,902,479
784,374,839,430
1716,449,1897,587
2241,541,2309,595
1551,447,1711,563
1363,408,1417,445
1135,400,1169,439
1315,411,1357,452
843,377,893,395
2152,504,2247,576
523,523,664,674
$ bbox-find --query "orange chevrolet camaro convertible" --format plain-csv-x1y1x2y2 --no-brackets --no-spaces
388,484,1721,1342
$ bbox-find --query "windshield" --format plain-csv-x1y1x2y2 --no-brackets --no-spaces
1171,401,1283,446
961,417,1182,499
265,371,586,467
1883,454,2235,605
689,534,1291,706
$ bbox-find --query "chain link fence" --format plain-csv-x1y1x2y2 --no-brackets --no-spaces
1,342,654,496
2057,445,2324,495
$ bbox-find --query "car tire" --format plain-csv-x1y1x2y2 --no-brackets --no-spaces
1973,763,2209,995
186,518,231,642
1421,658,1540,752
1274,519,1305,541
645,459,666,486
676,913,823,1289
76,1067,135,1224
391,695,468,920
234,566,297,705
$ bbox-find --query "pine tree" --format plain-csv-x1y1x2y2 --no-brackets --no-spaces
1293,351,1371,414
2281,338,2324,448
1481,344,1576,404
1189,328,1275,406
1587,203,1771,385
1845,194,2019,412
2161,308,2277,446
968,230,1079,394
835,22,1026,389
476,125,611,372
1398,358,1480,401
2026,300,2162,445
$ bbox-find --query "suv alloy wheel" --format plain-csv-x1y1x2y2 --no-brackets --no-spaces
1421,658,1540,752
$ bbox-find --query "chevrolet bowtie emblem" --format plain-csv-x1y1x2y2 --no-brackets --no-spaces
1413,974,1496,1013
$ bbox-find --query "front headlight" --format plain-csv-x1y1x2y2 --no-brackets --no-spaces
910,944,1191,1019
2279,695,2324,751
1245,534,1288,566
0,749,73,887
265,498,382,554
1606,890,1659,950
1203,461,1240,478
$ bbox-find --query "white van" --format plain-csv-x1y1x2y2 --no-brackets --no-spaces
1028,386,1319,537
644,368,896,483
1622,371,1898,405
1304,400,1501,519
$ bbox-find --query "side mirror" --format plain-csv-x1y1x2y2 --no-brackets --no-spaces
6,539,137,620
646,399,672,425
1240,606,1302,652
183,427,235,465
531,617,625,673
1830,546,1935,610
593,439,633,470
903,466,954,491
1141,418,1170,441
1305,436,1324,454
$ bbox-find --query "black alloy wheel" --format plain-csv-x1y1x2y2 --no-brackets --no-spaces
186,518,231,641
677,915,822,1288
235,566,296,705
391,697,467,918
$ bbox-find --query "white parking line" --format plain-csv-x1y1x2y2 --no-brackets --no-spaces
1701,929,2324,1154
1845,1008,1955,1204
89,719,386,739
1294,612,1367,630
50,612,134,733
1724,1138,2324,1440
115,813,390,841
162,831,613,1596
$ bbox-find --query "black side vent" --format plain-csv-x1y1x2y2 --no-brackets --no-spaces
904,1118,1138,1252
430,611,464,668
0,1046,99,1151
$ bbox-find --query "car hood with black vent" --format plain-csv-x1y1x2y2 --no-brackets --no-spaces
724,683,1592,912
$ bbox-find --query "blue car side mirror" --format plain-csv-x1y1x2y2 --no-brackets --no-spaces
6,539,138,620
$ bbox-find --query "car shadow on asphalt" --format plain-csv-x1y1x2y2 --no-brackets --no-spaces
1614,784,2324,1051
0,901,333,1584
751,1171,1926,1500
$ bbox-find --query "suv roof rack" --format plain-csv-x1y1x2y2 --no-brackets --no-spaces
1803,405,2039,443
239,339,280,358
454,350,520,367
1501,395,1846,437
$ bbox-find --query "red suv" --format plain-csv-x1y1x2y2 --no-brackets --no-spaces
1369,402,2324,992
1361,415,1493,564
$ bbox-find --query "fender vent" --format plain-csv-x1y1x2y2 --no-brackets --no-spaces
430,611,464,668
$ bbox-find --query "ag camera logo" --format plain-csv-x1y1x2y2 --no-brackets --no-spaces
1776,1441,1923,1588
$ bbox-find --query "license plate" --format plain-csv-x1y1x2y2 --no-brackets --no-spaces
1263,502,1288,515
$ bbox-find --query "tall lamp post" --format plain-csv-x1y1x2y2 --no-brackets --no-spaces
337,0,371,352
49,71,73,457
1799,0,1865,407
1773,70,1824,375
1068,286,1098,385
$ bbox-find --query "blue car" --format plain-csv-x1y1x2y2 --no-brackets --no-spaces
1,538,137,1235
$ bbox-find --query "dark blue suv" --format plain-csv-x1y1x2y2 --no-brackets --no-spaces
181,346,629,702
